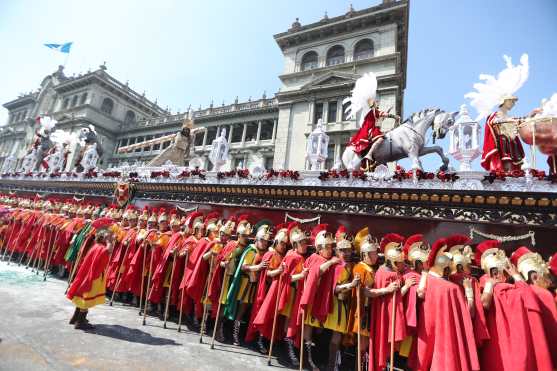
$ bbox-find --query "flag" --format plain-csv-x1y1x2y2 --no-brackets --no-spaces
44,42,73,54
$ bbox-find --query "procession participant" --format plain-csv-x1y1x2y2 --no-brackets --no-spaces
51,202,84,270
368,233,415,371
125,207,159,307
550,253,557,303
477,240,553,371
183,212,221,329
148,210,184,317
67,217,116,330
510,247,557,369
206,216,240,343
106,206,138,296
446,235,489,347
414,238,480,371
224,219,271,347
176,211,206,328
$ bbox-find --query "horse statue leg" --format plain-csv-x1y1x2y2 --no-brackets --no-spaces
341,146,362,171
418,145,450,171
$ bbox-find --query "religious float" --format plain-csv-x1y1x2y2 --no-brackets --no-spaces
1,55,556,259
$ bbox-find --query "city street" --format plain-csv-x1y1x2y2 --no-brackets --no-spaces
0,261,273,371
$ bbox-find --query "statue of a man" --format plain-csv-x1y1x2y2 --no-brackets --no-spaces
209,128,229,171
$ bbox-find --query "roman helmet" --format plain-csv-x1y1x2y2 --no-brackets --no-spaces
139,206,150,222
510,246,549,281
380,233,405,264
147,208,159,224
403,234,430,267
236,214,252,237
158,208,168,224
445,234,473,274
335,225,347,243
427,238,452,277
219,215,236,236
123,205,138,221
204,212,220,234
273,223,289,245
169,211,181,228
311,224,334,249
254,219,273,242
288,222,308,246
185,211,204,233
475,240,508,274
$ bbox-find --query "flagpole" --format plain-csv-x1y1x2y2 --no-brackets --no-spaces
63,52,70,69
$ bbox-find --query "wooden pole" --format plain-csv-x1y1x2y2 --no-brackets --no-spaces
1,218,15,259
163,251,177,329
199,256,215,344
43,227,60,281
267,267,283,366
142,241,156,325
138,240,148,315
389,290,397,371
109,241,131,306
177,251,189,333
210,271,229,350
357,281,362,371
299,309,305,371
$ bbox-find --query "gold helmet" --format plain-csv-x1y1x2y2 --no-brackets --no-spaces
158,209,168,224
475,240,508,274
219,217,236,236
274,224,289,244
205,212,221,233
427,238,452,277
255,224,272,241
310,224,334,249
445,235,473,274
380,233,405,263
147,208,158,224
511,247,549,281
184,211,204,232
139,206,150,222
169,212,181,227
288,223,308,245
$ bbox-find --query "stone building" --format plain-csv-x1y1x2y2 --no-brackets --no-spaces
1,0,409,172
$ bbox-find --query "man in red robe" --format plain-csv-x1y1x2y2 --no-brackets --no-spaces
369,233,415,371
413,237,480,371
477,240,553,371
67,217,115,330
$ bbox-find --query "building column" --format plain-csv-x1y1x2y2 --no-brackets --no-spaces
322,102,329,124
241,123,247,144
308,100,315,126
337,98,343,122
256,120,262,144
272,119,278,141
202,127,208,147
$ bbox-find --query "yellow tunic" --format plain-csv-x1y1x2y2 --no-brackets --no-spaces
235,249,258,304
72,275,107,309
305,266,351,333
280,258,303,317
350,262,375,336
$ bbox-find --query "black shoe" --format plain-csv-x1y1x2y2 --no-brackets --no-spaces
69,308,79,325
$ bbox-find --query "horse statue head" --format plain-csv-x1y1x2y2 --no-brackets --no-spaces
431,110,458,143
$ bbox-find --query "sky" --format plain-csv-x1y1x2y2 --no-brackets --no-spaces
0,0,556,171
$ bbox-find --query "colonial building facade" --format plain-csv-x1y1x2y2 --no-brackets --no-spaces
1,0,408,172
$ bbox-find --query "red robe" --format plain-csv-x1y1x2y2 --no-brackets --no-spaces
299,253,336,324
185,238,215,305
348,108,385,156
207,240,238,315
449,272,490,347
415,274,480,371
481,112,524,172
246,249,281,342
106,227,138,291
369,266,408,371
479,276,553,371
66,243,109,304
149,231,184,304
52,217,85,266
530,285,557,369
124,229,158,296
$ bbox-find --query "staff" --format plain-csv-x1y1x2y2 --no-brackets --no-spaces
389,286,397,371
163,249,178,329
177,249,189,333
356,274,362,371
109,239,131,306
142,239,157,326
199,254,216,344
267,263,284,366
43,226,61,281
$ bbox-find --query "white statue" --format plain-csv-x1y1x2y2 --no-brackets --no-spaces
19,148,38,173
305,119,329,170
43,129,77,173
80,142,99,173
208,128,229,171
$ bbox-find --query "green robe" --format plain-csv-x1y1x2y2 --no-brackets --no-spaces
223,244,256,320
64,222,91,262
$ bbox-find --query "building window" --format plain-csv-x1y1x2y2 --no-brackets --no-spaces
301,51,318,71
326,45,345,66
206,126,218,144
354,39,374,61
328,101,337,123
232,157,244,169
325,144,336,170
124,110,136,124
101,97,114,115
63,98,69,109
314,103,323,124
80,93,88,105
342,99,351,121
245,122,258,142
260,120,274,140
162,140,170,150
264,156,274,170
194,131,204,146
230,123,243,143
71,95,78,107
152,135,161,151
134,137,144,152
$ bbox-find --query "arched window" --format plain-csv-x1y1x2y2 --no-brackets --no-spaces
71,95,78,107
301,51,318,71
80,92,88,105
326,45,345,66
101,97,114,115
63,98,69,109
124,110,136,124
354,39,374,61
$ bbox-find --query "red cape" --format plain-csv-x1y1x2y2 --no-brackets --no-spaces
149,231,183,303
207,240,238,311
298,253,330,323
530,285,557,369
185,238,214,302
348,108,383,156
480,277,553,371
369,266,408,371
106,227,137,291
67,243,109,300
415,274,480,371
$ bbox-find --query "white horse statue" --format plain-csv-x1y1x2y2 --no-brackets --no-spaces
19,148,39,173
341,108,457,171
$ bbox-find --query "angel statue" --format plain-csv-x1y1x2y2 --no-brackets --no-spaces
19,148,38,173
208,128,229,171
74,125,103,173
117,110,206,167
19,115,57,172
42,130,78,173
466,54,540,172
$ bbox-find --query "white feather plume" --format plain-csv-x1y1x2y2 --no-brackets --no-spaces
343,72,377,127
50,129,78,145
537,93,557,117
88,124,97,134
39,116,57,132
465,54,529,121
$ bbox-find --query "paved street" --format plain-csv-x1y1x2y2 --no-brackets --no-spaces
0,261,277,371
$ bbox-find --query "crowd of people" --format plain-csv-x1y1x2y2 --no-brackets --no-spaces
0,195,556,371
